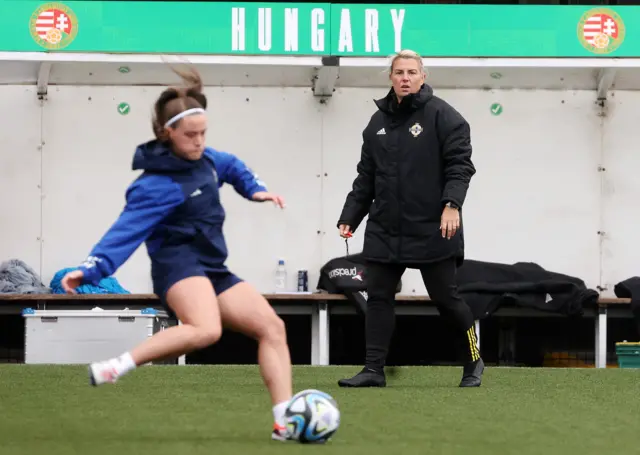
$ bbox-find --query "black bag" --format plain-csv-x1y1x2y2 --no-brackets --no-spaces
316,253,401,315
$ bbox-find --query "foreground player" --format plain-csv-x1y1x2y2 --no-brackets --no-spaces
61,65,294,442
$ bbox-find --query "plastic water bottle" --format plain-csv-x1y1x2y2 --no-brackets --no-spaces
275,259,287,292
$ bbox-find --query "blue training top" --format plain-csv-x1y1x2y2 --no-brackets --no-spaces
77,139,267,289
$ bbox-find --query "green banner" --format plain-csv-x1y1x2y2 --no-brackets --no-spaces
329,5,632,57
0,1,636,57
10,2,331,54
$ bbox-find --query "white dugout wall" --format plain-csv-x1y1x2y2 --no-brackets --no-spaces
0,58,636,296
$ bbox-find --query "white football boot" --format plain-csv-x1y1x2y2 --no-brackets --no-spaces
88,360,120,386
271,422,293,442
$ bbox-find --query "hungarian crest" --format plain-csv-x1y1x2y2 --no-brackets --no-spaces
577,8,625,54
30,2,78,50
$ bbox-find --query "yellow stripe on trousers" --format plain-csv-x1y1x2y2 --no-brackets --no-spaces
467,327,480,362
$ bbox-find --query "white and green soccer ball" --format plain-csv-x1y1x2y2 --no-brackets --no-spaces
284,389,340,444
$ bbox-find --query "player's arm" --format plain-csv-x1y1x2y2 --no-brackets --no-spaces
77,175,185,286
205,148,285,208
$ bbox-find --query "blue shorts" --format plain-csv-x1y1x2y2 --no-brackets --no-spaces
153,266,244,317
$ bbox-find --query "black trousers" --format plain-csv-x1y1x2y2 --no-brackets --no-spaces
364,257,480,371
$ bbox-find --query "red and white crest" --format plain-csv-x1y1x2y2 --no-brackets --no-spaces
30,3,78,49
583,13,619,48
578,8,625,54
35,8,73,40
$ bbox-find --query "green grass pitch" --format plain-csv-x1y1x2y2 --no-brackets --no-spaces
0,365,638,455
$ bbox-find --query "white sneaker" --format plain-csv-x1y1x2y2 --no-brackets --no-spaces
271,422,293,442
88,361,119,386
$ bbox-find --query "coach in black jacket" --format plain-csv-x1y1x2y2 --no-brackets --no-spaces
337,50,483,388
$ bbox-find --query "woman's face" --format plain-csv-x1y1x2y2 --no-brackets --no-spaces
167,114,207,160
390,58,425,100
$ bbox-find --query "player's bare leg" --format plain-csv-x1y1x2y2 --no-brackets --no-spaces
89,277,221,385
217,282,293,440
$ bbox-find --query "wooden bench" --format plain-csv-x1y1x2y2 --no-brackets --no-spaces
0,293,631,368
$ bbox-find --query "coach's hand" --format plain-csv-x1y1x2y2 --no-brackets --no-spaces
61,270,84,294
441,206,460,240
338,224,352,238
252,191,286,209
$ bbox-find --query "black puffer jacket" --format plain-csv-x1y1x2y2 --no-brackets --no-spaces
337,84,476,265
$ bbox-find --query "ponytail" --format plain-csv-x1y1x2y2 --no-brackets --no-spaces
152,64,207,141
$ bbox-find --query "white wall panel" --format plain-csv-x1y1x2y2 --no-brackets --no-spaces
450,89,602,290
601,91,640,295
0,87,42,276
41,86,156,292
206,88,322,293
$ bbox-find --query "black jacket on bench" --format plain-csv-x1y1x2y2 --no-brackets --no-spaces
318,255,597,319
456,260,599,319
613,277,640,336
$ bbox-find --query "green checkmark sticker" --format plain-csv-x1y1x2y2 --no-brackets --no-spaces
117,102,130,115
490,103,503,116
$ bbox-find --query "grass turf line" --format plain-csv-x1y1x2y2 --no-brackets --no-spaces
0,365,638,455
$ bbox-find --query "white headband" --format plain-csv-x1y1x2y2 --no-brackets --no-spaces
164,108,205,128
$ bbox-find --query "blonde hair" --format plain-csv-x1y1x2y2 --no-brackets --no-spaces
387,49,429,81
389,49,425,73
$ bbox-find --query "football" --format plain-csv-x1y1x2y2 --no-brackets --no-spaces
284,389,340,444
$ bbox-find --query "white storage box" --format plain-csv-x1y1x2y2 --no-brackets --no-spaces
22,307,170,364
